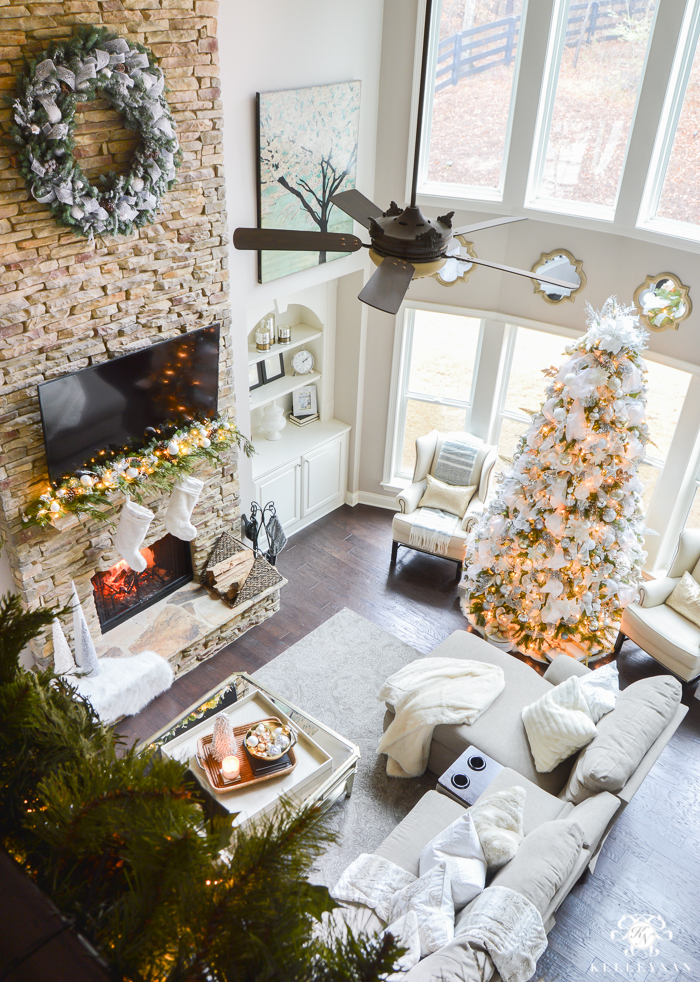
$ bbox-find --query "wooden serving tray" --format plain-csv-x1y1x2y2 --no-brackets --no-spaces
196,716,297,795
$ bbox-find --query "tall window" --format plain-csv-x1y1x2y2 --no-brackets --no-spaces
639,360,692,510
527,0,657,218
639,0,700,235
419,0,526,200
391,308,482,480
494,325,571,475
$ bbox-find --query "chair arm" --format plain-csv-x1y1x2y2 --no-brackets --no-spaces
638,577,676,608
461,494,484,532
397,480,426,514
668,528,700,578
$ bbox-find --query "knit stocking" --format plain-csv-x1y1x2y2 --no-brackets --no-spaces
114,498,155,572
164,475,204,541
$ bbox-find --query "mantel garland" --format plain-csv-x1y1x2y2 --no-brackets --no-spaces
23,414,254,530
11,27,180,239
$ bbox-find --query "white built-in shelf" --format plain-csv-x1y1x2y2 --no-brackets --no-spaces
251,418,351,478
247,323,322,366
249,370,322,411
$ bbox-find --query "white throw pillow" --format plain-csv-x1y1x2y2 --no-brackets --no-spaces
469,785,526,872
419,811,486,911
666,570,700,628
522,675,597,773
387,860,455,957
578,662,619,723
418,474,476,517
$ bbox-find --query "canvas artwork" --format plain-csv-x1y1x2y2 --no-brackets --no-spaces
257,81,361,283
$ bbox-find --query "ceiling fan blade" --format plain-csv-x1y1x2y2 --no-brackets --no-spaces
451,216,528,236
456,255,574,291
358,258,415,315
330,189,384,229
233,227,363,252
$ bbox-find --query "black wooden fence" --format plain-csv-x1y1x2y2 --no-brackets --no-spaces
436,0,653,92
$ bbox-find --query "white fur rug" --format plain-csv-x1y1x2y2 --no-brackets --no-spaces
73,651,173,725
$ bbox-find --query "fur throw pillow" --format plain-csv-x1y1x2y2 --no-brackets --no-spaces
469,785,526,871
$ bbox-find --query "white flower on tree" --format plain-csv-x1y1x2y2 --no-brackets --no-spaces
462,298,650,662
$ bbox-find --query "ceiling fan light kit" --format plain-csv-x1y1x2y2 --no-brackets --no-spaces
232,0,578,315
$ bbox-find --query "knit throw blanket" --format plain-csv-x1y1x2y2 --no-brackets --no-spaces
408,436,480,556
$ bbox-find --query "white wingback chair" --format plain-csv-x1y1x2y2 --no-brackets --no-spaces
391,430,497,573
615,528,700,682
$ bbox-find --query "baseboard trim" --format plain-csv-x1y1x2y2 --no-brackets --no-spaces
345,491,399,511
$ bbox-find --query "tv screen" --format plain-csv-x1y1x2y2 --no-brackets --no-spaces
38,324,220,483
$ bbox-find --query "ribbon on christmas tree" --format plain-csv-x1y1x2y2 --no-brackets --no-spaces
23,413,254,530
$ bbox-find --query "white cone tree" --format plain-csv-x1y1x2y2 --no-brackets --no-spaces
462,299,650,661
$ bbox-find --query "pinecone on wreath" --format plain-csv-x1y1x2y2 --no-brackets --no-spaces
211,713,235,762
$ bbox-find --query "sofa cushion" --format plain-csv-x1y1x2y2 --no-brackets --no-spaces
419,811,486,910
374,790,466,876
476,767,572,835
469,785,526,871
387,861,454,957
403,939,494,982
521,676,597,773
666,570,700,628
488,818,584,916
424,632,573,795
418,473,476,516
568,792,621,850
563,675,683,803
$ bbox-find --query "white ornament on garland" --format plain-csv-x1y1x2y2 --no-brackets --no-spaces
462,298,650,663
11,28,180,240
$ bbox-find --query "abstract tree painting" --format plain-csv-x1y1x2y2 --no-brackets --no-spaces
257,81,361,283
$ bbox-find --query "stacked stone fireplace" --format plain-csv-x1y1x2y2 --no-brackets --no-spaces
0,2,283,673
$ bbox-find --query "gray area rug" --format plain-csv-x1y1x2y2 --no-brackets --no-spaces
253,608,435,888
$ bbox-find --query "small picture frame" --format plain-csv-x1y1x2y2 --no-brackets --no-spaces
248,362,263,391
292,384,318,417
261,353,285,384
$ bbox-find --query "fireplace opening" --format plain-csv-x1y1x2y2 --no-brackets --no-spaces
91,533,193,633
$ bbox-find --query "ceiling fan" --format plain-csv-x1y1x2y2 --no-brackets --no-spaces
233,0,572,315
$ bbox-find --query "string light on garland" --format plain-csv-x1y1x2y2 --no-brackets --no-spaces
23,414,253,530
11,26,180,240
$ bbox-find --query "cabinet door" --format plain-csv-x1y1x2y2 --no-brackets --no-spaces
302,436,346,518
254,459,302,532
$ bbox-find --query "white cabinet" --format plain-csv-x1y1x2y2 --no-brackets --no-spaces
252,421,350,536
255,460,302,531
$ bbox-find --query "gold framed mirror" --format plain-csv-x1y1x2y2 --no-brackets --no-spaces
633,273,692,332
434,236,477,286
530,249,585,303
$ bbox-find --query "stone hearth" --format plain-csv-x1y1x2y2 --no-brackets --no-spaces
96,573,287,678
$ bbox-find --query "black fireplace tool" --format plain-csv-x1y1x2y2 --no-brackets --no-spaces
241,500,287,566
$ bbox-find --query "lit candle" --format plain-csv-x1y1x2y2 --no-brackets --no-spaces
221,755,240,781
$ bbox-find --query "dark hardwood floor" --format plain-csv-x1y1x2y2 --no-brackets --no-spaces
116,504,700,982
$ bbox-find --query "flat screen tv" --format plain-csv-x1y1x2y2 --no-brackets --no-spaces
38,324,220,483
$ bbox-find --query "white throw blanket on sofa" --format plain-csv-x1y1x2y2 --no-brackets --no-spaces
377,657,505,777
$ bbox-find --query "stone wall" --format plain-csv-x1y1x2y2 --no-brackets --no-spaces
0,0,240,663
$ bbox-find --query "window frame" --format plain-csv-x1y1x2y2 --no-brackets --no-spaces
414,0,531,204
637,0,700,241
383,302,484,489
525,0,659,221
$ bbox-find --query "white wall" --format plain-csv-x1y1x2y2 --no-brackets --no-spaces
217,0,384,509
358,0,700,500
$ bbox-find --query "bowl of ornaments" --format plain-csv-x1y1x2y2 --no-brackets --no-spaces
244,717,297,761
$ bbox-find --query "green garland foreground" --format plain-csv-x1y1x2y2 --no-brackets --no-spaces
0,593,401,981
23,413,254,529
12,27,180,239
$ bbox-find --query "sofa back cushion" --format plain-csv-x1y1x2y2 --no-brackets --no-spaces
488,818,585,916
563,675,682,803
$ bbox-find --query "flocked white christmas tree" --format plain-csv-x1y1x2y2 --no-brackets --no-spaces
462,298,649,661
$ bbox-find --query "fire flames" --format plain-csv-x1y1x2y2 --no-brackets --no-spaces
101,547,155,591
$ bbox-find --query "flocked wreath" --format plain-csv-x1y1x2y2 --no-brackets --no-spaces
11,27,180,239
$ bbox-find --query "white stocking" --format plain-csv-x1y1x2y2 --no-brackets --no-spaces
164,475,204,541
114,498,155,572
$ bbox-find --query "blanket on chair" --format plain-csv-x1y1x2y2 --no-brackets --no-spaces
408,507,461,557
377,657,505,777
